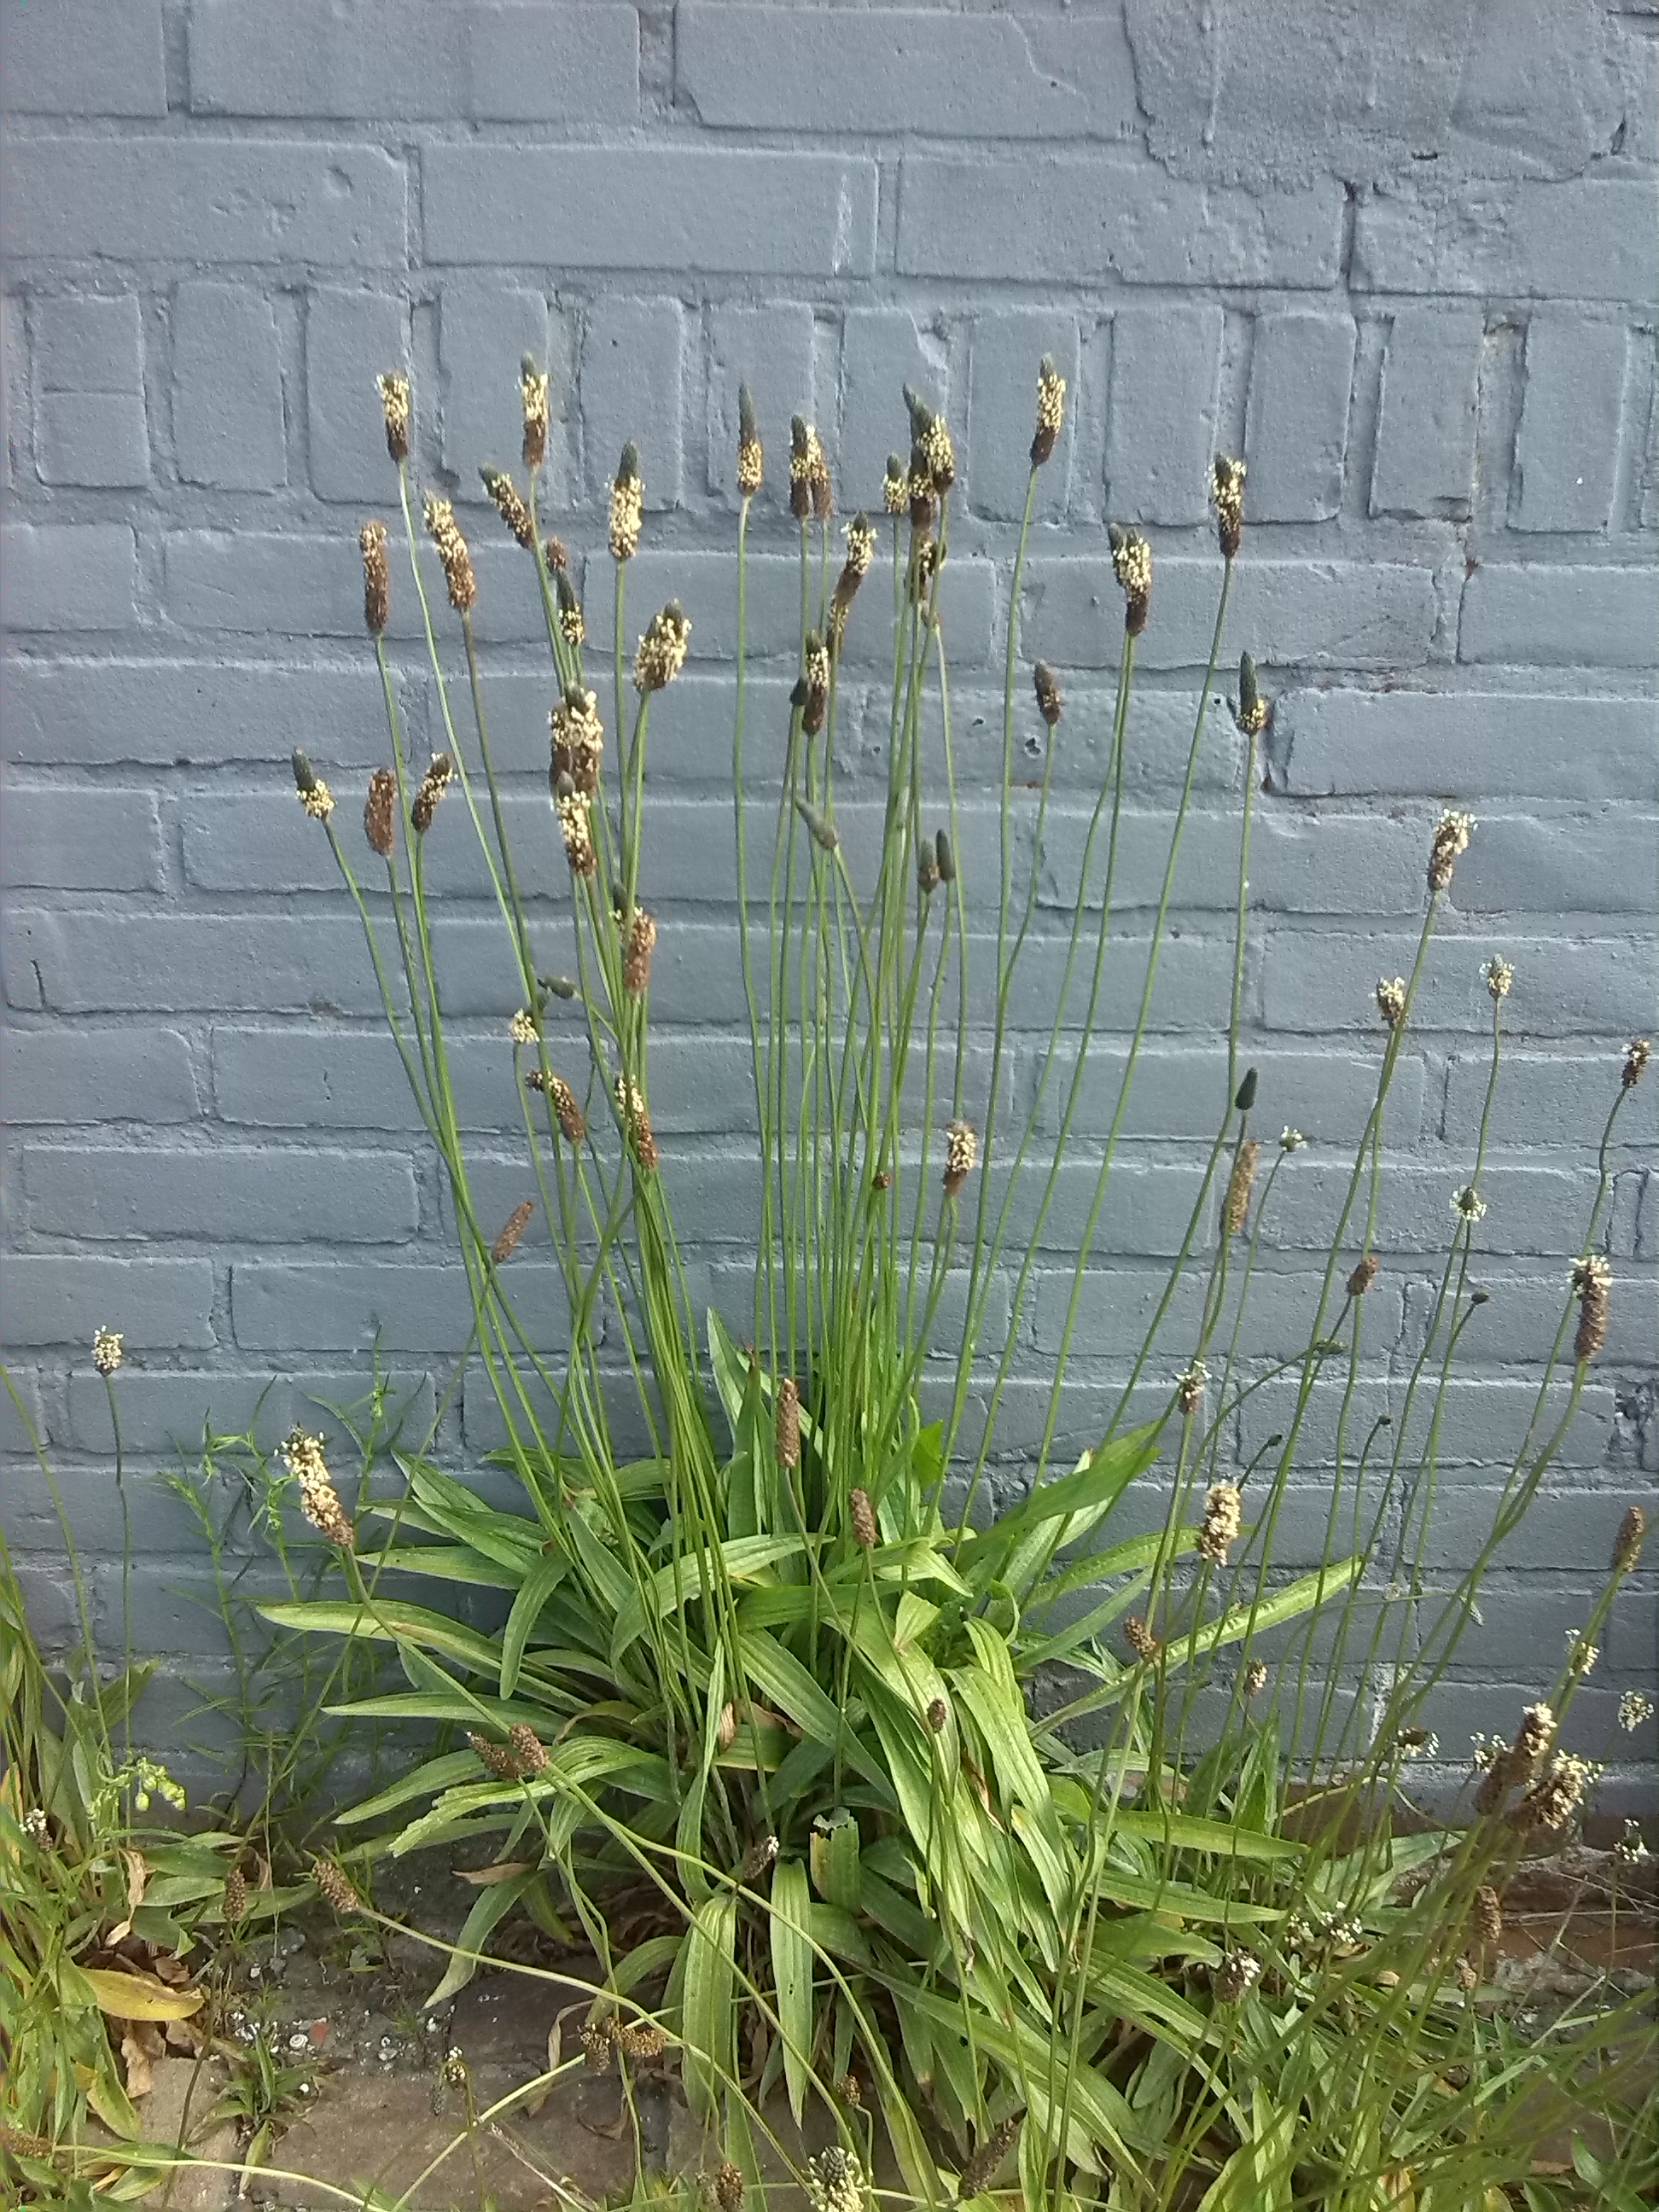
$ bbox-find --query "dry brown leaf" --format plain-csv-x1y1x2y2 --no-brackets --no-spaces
119,2020,165,2098
455,1859,538,1887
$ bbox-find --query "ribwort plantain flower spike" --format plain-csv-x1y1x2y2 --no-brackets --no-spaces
491,1199,534,1265
1032,354,1066,466
411,752,453,834
376,371,410,463
1376,975,1408,1029
1224,1139,1260,1235
1109,525,1152,636
1125,1614,1161,1662
736,383,763,498
520,355,549,471
282,1427,353,1549
480,466,534,550
1623,1036,1650,1089
882,452,907,516
291,748,335,822
1613,1505,1647,1575
1198,1482,1243,1567
1348,1254,1380,1297
615,1075,658,1171
556,568,585,649
1212,454,1246,559
609,443,643,561
1033,661,1062,727
776,1376,800,1470
789,416,817,521
551,686,605,795
93,1326,124,1377
1571,1254,1610,1360
360,520,390,634
1428,808,1473,894
422,492,476,612
1484,956,1513,999
1232,650,1269,736
943,1118,977,1197
635,600,691,692
556,786,597,876
624,908,657,994
849,1487,876,1550
313,1857,362,1913
364,768,397,858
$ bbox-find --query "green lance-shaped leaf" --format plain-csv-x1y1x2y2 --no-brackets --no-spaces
768,1857,814,2126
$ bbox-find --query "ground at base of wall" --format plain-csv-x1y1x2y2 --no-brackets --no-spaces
84,1848,1656,2211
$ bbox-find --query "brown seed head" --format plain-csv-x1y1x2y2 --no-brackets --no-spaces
714,2161,745,2212
634,599,691,693
222,1865,248,1921
364,767,397,858
0,2124,54,2159
943,1118,977,1198
580,2017,617,2072
619,2020,667,2062
1511,1750,1593,1834
550,685,605,795
1613,1504,1648,1575
624,907,657,994
1472,1885,1504,1945
1224,1138,1260,1236
1571,1254,1611,1361
527,1068,586,1145
521,356,550,471
376,372,410,463
1032,353,1067,466
739,1833,779,1883
556,787,596,876
508,1721,549,1775
715,1701,737,1753
1623,1036,1651,1089
313,1857,361,1913
1125,1613,1161,1662
1177,1359,1208,1417
776,1376,800,1470
959,2117,1020,2199
360,519,391,634
907,438,935,530
480,466,535,550
1109,525,1152,636
543,533,568,573
736,383,763,498
469,1731,522,1780
926,1696,948,1733
1376,975,1408,1029
1428,809,1474,894
849,1486,876,1550
1212,454,1246,559
411,751,453,834
1242,1658,1269,1698
789,416,818,521
1348,1253,1380,1298
835,2071,862,2108
492,1199,534,1266
1213,1950,1261,2003
1033,661,1063,727
422,492,476,613
1198,1481,1243,1568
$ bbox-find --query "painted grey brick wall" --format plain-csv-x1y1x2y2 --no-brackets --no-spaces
2,0,1656,1802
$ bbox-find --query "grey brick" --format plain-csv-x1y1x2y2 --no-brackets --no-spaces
0,1255,216,1348
1,786,164,892
1282,691,1659,805
1035,805,1426,917
898,159,1342,286
213,1027,505,1133
3,139,408,266
1511,313,1627,534
1370,308,1481,521
190,1,637,122
839,311,938,517
1413,1273,1659,1371
1460,565,1659,668
1031,1043,1423,1148
23,1144,419,1244
2,294,24,486
1031,1264,1405,1367
1104,305,1223,527
581,546,998,669
1442,1052,1659,1157
37,294,145,393
580,299,683,509
706,303,817,512
2,1027,199,1125
307,288,408,502
35,393,150,488
1261,930,1659,1039
0,660,398,768
1353,179,1659,303
1252,1158,1600,1261
64,1366,435,1464
162,528,542,641
439,279,558,501
172,282,286,490
424,146,876,276
965,312,1080,524
678,5,1138,139
0,525,139,632
1449,812,1659,917
934,680,1245,800
1022,556,1435,673
1420,1482,1659,1575
1244,313,1355,523
1,0,166,116
3,909,404,1017
231,1260,569,1353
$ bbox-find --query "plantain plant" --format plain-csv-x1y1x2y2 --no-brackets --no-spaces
250,356,1655,2211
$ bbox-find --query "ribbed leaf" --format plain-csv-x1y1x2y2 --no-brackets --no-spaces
500,1552,568,1698
768,1858,813,2125
611,1534,806,1665
257,1598,504,1674
425,1870,536,2006
681,1893,736,2122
